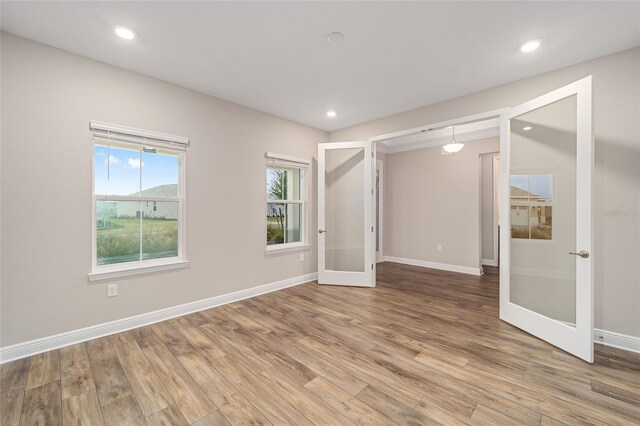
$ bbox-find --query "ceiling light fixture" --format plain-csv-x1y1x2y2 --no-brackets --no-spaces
523,126,532,131
519,40,540,53
442,126,464,153
327,32,344,44
326,110,337,118
115,25,136,40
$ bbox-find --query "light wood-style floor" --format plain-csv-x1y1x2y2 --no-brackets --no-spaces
2,262,639,425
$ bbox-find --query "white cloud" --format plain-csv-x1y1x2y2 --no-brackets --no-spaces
127,158,144,168
105,155,120,166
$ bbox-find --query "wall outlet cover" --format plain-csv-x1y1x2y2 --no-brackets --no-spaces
107,284,118,298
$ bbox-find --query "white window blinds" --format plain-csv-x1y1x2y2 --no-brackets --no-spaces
265,152,310,169
90,121,190,152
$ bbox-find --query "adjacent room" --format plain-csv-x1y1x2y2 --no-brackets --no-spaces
1,2,639,425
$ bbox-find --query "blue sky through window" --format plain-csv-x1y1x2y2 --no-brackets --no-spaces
511,174,552,200
95,145,178,195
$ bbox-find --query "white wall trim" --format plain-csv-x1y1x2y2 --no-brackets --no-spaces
375,159,384,263
383,255,482,276
377,127,500,154
481,259,498,267
3,269,638,362
369,109,506,143
88,260,189,282
594,329,640,354
0,272,317,364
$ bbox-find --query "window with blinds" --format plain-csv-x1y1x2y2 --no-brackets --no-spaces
89,121,189,279
266,152,309,251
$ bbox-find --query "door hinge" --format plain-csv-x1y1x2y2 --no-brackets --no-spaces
371,264,374,270
371,226,374,232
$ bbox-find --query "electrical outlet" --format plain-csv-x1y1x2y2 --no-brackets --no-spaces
299,253,305,262
107,283,118,298
437,245,442,252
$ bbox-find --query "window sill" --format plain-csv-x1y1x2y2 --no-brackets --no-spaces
88,260,189,282
265,243,310,254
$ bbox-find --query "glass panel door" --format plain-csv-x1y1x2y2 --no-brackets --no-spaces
318,142,374,287
500,77,593,362
510,95,576,324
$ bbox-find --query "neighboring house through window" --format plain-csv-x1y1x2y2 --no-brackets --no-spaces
510,174,553,240
90,121,188,280
266,152,309,251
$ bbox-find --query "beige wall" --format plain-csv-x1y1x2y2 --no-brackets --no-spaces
0,33,327,347
382,138,499,271
331,47,640,339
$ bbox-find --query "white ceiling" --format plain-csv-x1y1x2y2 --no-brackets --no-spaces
2,1,639,132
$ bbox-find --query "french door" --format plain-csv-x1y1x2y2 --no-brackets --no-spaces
318,142,375,287
500,76,594,362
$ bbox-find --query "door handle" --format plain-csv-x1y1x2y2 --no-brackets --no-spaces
569,250,589,259
318,229,327,234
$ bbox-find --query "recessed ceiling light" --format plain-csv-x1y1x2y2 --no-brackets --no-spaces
523,126,532,131
519,40,540,53
326,110,337,118
115,25,136,40
327,32,344,44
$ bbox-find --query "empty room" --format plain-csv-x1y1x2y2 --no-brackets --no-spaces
1,1,639,425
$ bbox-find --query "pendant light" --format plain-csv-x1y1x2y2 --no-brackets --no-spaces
442,126,464,153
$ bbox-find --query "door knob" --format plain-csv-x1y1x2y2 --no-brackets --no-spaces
569,250,589,258
318,229,327,234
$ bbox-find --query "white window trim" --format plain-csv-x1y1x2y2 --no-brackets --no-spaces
88,259,189,281
265,242,311,254
266,153,309,253
510,171,554,242
90,123,188,281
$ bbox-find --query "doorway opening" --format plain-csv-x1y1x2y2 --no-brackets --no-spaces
324,77,592,362
480,152,500,268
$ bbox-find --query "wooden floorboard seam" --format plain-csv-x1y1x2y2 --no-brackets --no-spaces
2,262,639,425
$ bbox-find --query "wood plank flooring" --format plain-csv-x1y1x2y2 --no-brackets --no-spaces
2,262,639,425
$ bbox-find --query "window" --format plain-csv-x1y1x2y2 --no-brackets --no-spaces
266,152,309,251
90,121,188,280
510,174,553,240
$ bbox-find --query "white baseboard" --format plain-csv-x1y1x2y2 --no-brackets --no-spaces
4,270,637,363
481,259,498,267
0,272,317,364
383,256,482,276
382,257,639,354
594,328,640,354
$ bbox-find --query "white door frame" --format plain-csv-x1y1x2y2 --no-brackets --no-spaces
365,77,593,362
318,141,375,287
370,109,508,278
500,76,593,362
369,109,507,144
375,159,384,263
493,155,500,267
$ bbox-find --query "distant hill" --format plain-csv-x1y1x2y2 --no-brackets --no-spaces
133,184,178,197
